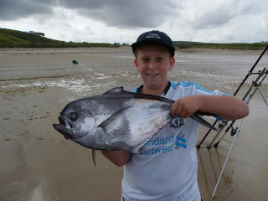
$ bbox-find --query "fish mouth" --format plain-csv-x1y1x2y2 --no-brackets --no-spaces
53,116,73,139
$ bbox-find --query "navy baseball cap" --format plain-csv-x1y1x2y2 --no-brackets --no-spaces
131,30,175,56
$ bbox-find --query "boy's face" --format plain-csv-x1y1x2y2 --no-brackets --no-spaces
134,44,175,91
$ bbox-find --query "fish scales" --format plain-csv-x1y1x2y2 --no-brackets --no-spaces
53,87,218,154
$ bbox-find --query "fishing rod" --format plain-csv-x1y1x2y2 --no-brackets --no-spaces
211,69,268,198
205,120,227,149
197,44,268,149
211,67,268,198
233,44,268,96
211,71,268,196
206,70,265,149
213,67,268,148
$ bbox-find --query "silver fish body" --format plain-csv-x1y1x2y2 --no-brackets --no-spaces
53,87,217,153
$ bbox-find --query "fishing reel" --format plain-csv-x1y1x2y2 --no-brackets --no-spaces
230,126,238,136
218,119,227,129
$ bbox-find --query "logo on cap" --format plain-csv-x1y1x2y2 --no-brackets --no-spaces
146,33,161,40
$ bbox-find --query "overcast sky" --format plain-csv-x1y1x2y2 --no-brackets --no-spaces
0,0,267,44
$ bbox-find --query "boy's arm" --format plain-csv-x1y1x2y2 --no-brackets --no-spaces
101,150,131,167
171,95,249,120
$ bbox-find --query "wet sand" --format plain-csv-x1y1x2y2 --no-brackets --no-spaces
0,47,267,201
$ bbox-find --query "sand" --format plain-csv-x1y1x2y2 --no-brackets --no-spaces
0,47,267,201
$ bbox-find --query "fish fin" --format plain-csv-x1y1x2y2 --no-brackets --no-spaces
97,106,131,132
133,93,174,104
191,114,218,131
103,87,124,95
92,149,96,167
103,87,175,104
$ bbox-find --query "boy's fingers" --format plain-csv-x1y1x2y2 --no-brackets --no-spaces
180,110,190,118
171,105,177,117
175,103,183,118
170,104,175,117
171,101,180,117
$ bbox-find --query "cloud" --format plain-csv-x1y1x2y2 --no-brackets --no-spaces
0,0,179,28
58,0,179,28
181,0,267,30
0,0,266,43
0,0,53,20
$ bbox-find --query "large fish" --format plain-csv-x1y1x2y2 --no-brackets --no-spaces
53,87,217,155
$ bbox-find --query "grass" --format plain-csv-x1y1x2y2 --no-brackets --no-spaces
0,28,120,48
173,41,267,50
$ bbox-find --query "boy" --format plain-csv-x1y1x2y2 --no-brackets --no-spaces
101,30,249,201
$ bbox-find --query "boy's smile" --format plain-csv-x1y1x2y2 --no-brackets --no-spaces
134,44,175,95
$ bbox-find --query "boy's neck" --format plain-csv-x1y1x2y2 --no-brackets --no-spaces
139,81,170,96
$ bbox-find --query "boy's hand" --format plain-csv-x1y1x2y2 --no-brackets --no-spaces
170,96,201,118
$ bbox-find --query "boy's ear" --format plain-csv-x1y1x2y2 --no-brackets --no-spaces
134,58,140,72
168,57,175,71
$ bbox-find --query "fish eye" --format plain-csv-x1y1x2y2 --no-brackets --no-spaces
70,112,77,121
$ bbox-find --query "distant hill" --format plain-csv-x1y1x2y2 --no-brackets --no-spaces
0,28,120,48
0,28,267,49
173,41,267,50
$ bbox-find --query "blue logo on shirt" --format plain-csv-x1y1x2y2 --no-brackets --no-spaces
175,132,187,149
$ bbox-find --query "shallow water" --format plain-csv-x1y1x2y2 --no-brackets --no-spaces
0,48,267,201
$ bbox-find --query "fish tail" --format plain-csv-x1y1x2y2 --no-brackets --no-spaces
191,114,218,131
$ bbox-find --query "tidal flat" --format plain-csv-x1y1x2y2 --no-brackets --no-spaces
0,47,267,201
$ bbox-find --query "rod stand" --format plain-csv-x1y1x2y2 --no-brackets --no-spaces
213,141,219,148
211,120,244,198
258,88,268,107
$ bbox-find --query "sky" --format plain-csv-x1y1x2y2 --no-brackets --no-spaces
0,0,267,44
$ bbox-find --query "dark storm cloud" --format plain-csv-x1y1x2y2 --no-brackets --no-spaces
0,0,178,28
56,0,178,28
0,0,54,20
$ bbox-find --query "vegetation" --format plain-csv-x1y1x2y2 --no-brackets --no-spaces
0,28,267,50
0,28,120,48
173,41,267,50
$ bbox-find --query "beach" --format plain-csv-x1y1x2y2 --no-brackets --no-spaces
0,47,267,201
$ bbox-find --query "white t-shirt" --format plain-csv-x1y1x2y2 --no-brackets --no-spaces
121,80,225,201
